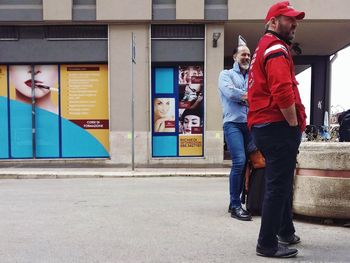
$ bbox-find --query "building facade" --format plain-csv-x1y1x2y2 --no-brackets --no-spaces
0,0,349,166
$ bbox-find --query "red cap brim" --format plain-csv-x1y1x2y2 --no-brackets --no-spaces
283,10,305,20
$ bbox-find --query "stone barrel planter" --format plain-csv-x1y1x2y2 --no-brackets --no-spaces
294,142,350,219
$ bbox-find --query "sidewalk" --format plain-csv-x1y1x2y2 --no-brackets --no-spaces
0,166,230,179
0,160,231,179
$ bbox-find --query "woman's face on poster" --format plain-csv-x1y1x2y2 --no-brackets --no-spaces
190,83,201,93
154,98,171,118
10,65,58,99
180,69,190,83
183,114,200,134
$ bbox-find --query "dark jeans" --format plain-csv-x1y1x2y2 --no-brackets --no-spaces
252,121,301,255
224,122,256,208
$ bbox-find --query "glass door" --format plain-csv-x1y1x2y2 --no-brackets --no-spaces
9,65,60,158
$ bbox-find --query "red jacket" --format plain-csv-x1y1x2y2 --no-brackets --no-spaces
247,32,306,131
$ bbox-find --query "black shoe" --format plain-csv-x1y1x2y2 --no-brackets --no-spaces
256,244,298,258
227,205,240,213
230,206,252,221
228,205,232,213
277,234,301,245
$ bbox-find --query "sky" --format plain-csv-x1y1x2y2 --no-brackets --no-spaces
330,46,350,112
296,45,350,124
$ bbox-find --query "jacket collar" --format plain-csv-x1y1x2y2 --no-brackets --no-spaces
233,61,241,73
265,30,292,46
232,62,248,78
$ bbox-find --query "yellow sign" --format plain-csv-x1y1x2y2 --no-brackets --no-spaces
179,135,203,156
60,64,109,152
0,65,7,97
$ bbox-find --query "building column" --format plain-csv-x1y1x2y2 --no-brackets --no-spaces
205,24,225,163
108,24,150,165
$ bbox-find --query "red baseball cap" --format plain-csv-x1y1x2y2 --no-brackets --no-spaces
265,1,305,23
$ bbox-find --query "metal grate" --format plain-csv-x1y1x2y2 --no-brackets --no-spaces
151,25,205,39
205,0,227,4
0,26,18,40
153,0,175,4
45,26,107,40
73,0,96,5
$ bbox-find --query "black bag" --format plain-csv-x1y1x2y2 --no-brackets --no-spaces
338,109,350,142
246,168,266,216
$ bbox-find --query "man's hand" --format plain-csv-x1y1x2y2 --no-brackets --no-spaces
280,103,298,127
240,92,248,105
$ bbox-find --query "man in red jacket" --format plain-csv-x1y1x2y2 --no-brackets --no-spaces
247,1,306,258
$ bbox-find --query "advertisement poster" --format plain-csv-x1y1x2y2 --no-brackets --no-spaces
153,97,175,133
8,65,60,158
152,65,204,158
60,64,109,155
0,65,8,97
9,65,59,113
178,66,204,156
0,64,109,159
179,135,203,156
0,65,9,158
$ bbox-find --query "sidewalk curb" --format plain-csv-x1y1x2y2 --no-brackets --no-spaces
0,170,230,179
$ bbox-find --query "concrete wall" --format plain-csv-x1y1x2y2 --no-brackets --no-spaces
108,25,150,165
1,0,350,22
205,24,225,163
297,142,350,170
294,175,350,219
43,0,72,20
294,142,350,219
96,0,152,21
176,0,204,20
227,0,350,20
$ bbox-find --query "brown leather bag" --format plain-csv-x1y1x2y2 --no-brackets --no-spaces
249,149,265,169
245,150,266,192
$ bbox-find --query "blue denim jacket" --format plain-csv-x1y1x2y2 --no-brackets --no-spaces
218,62,248,124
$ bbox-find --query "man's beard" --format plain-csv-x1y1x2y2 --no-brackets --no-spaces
239,61,250,70
277,24,295,41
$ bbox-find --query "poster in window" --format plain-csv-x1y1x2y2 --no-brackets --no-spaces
0,65,9,158
179,66,204,110
153,97,175,133
9,65,59,114
178,66,204,156
60,64,109,157
8,65,60,158
179,134,203,156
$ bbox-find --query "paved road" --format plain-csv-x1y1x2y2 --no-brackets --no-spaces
0,177,349,263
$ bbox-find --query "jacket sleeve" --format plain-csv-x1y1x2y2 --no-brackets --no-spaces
264,53,295,109
218,70,245,102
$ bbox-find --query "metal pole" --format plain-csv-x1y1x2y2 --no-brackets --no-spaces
131,33,136,170
31,65,36,158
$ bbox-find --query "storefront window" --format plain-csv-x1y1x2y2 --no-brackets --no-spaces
0,64,109,159
152,65,204,157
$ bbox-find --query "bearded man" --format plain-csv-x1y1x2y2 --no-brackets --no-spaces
247,1,306,258
218,44,256,221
